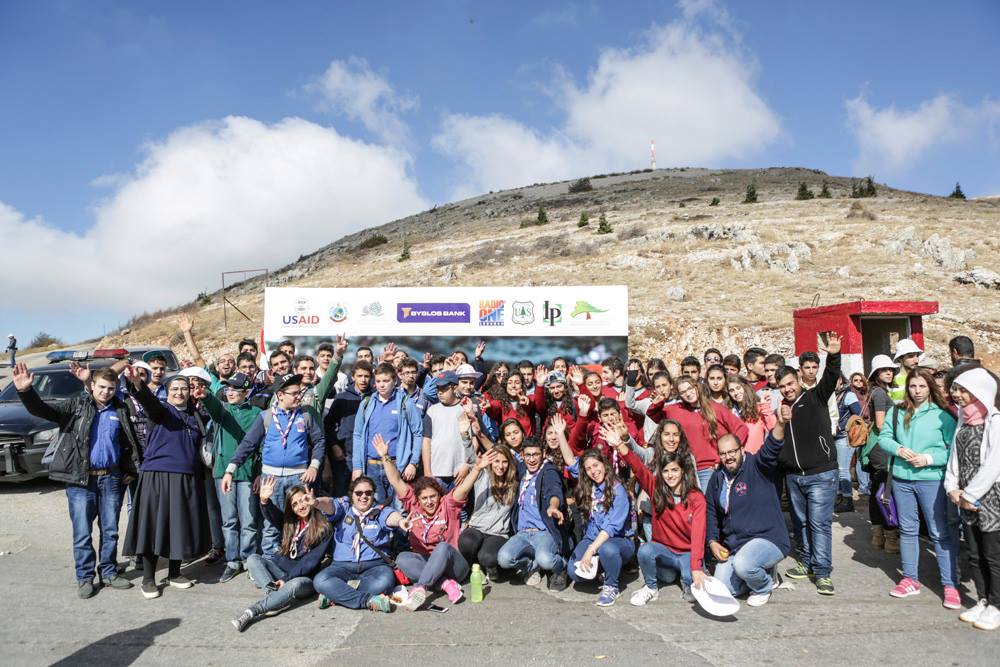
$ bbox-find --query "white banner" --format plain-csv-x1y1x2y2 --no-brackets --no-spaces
264,286,628,339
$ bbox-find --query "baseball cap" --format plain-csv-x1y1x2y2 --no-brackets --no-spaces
179,366,213,385
222,372,251,390
545,370,568,387
271,373,303,392
435,370,459,387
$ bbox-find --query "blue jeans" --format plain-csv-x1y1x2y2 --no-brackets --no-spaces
637,541,692,588
892,478,956,586
786,468,837,577
262,474,304,555
216,478,260,568
397,542,470,589
365,463,401,509
696,468,714,491
66,472,124,583
835,437,853,497
497,529,566,575
856,459,871,495
714,537,784,595
245,554,315,613
314,559,396,609
567,536,635,589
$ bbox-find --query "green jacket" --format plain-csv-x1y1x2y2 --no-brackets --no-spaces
204,392,263,481
878,402,957,481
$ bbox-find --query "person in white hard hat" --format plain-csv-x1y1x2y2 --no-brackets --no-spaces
891,339,923,404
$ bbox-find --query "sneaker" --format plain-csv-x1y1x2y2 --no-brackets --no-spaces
961,599,990,624
318,595,332,610
547,571,569,592
441,579,464,604
219,565,242,584
680,584,696,603
402,586,427,612
367,594,393,613
974,605,1000,631
105,575,133,590
167,575,194,589
747,592,771,607
232,608,257,632
77,580,96,599
834,496,855,513
596,585,620,607
140,582,161,599
785,562,813,580
815,577,835,596
204,548,224,565
485,566,499,583
890,577,920,598
525,570,543,587
943,586,961,610
629,585,659,607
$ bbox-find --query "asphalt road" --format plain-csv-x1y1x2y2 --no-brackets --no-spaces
0,478,994,666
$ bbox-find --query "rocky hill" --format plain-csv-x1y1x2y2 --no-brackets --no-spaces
99,167,1000,369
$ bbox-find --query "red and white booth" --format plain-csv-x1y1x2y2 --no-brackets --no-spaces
793,300,939,378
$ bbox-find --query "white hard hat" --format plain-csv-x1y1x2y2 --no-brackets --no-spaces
179,366,213,385
868,354,897,379
132,361,153,373
7,334,13,338
893,338,923,361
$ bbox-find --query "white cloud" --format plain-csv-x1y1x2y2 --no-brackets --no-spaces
433,7,780,198
2,116,427,317
304,57,416,145
846,93,1000,175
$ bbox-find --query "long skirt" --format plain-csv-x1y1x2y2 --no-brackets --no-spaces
123,469,210,560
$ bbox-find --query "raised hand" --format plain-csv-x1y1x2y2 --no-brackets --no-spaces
460,396,475,416
335,334,348,358
383,342,398,362
534,365,548,387
443,355,458,372
398,516,412,532
12,363,33,392
68,361,91,383
372,433,389,458
422,352,432,368
550,413,566,434
259,475,277,503
478,396,491,414
569,365,584,386
475,340,486,360
578,394,592,417
820,331,842,355
476,449,499,470
600,424,623,448
121,363,143,390
777,404,792,425
181,359,195,369
177,313,194,333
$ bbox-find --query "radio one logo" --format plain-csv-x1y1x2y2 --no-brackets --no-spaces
329,304,348,323
543,301,562,326
479,300,505,326
397,303,470,323
511,301,534,325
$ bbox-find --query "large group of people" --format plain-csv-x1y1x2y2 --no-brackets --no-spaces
11,317,1000,632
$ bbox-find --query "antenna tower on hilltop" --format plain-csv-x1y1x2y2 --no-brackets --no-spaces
650,140,656,170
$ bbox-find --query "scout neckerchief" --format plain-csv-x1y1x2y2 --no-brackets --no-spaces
272,407,300,449
349,504,380,561
518,460,547,507
288,518,310,559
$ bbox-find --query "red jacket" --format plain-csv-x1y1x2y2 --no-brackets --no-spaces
569,411,640,475
647,400,748,470
485,396,537,436
624,449,706,571
532,387,577,436
577,383,644,445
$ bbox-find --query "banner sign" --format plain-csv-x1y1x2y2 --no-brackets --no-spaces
264,286,628,364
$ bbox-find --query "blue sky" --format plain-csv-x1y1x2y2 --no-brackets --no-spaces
2,0,998,344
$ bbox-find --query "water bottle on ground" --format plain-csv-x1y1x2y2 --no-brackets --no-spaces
470,563,484,603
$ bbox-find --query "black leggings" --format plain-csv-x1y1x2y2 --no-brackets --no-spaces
868,469,888,527
458,528,508,571
142,555,181,585
965,524,1000,607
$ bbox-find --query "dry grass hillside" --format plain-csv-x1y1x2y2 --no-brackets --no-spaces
98,167,1000,370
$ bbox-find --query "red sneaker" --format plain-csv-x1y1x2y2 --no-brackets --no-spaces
943,586,961,610
890,577,921,598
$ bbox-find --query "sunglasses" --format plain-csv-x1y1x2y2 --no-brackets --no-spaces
353,489,374,497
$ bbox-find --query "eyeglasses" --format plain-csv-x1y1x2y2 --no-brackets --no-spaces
353,490,374,497
719,449,741,459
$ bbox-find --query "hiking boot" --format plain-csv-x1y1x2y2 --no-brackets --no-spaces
884,528,900,554
219,565,242,584
547,571,569,592
596,585,620,607
77,580,96,599
680,584,696,603
890,577,920,598
140,582,161,599
815,577,835,595
232,608,259,632
629,585,659,607
105,575,133,590
367,594,393,613
961,599,989,624
785,562,813,580
167,575,194,589
834,495,855,513
402,586,427,612
871,525,885,549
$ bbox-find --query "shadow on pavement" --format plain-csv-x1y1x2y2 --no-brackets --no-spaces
50,617,181,666
0,477,62,496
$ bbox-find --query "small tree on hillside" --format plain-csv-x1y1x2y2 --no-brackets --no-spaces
577,211,590,227
398,238,411,262
537,206,549,225
742,183,758,204
796,182,814,200
949,182,966,199
709,197,720,206
29,332,63,348
818,182,832,198
568,177,593,193
852,176,877,198
596,212,613,234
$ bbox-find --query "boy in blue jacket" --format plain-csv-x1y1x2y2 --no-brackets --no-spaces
705,412,790,607
222,374,325,555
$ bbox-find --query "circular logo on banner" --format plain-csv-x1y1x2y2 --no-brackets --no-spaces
295,297,309,313
329,304,348,323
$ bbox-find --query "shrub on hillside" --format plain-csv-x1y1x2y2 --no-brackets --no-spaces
709,197,720,206
851,176,877,198
596,213,613,234
818,182,832,198
398,238,411,262
949,182,966,199
796,182,814,200
537,207,549,225
29,332,63,348
568,177,593,193
577,211,590,227
197,291,212,306
742,183,758,204
357,233,389,250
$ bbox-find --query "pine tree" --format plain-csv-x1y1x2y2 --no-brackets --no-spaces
398,238,411,262
577,211,590,227
861,176,877,198
596,212,613,234
818,182,832,198
949,182,966,199
742,183,758,204
796,182,814,200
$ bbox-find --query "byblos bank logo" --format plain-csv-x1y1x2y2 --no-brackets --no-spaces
397,303,470,323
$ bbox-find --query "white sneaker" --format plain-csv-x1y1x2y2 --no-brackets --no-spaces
747,592,771,607
525,570,543,587
960,599,989,624
973,605,1000,631
629,585,659,606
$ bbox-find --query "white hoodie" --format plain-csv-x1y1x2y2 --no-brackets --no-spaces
945,367,1000,504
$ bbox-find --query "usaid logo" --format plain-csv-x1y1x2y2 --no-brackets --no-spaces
282,314,320,326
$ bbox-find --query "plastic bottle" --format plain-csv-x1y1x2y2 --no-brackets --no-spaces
470,563,484,603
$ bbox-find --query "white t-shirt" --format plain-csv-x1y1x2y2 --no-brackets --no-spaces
423,402,474,477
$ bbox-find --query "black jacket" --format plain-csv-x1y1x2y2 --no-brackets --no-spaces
260,499,333,579
779,352,840,476
509,461,571,555
18,387,141,486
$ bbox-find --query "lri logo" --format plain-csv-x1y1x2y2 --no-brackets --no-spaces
543,301,562,326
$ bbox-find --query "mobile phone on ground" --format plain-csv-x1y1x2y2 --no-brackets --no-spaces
426,603,449,613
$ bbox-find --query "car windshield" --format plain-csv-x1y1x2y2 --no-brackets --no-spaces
0,371,85,402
